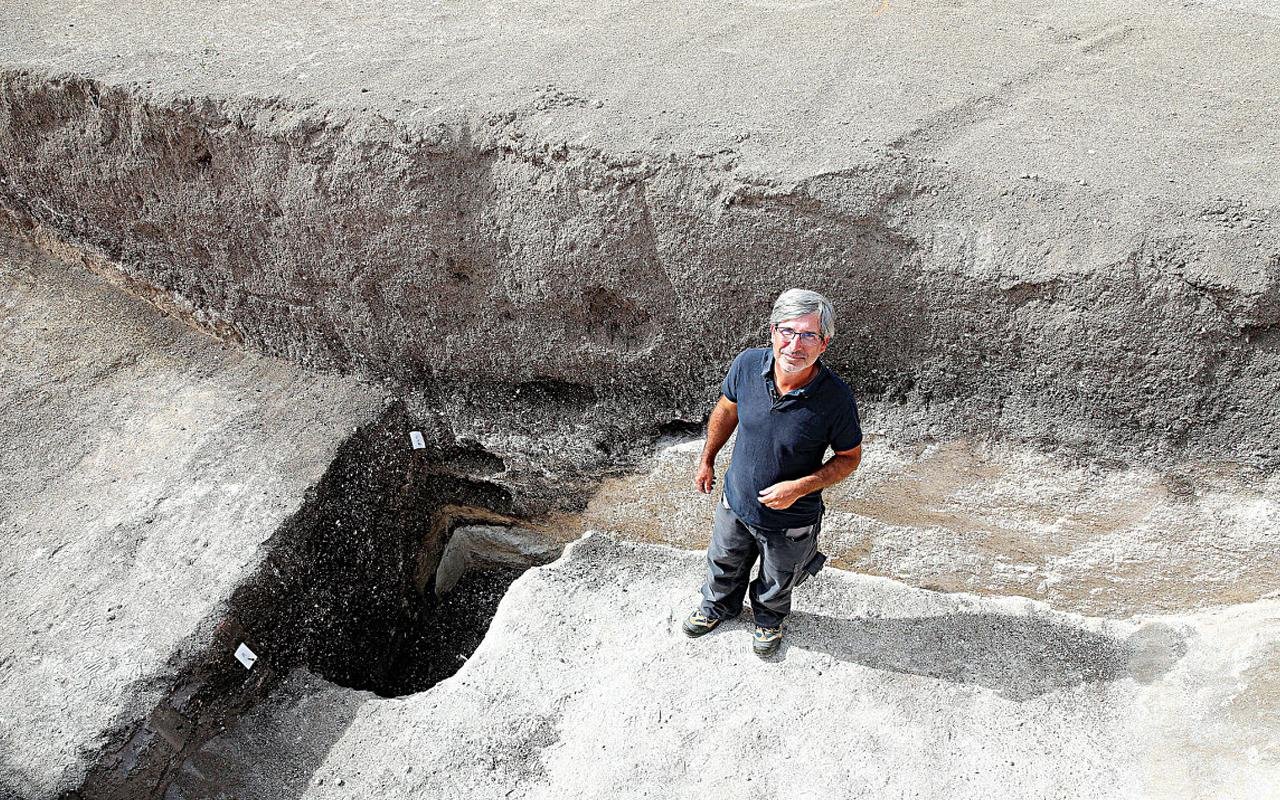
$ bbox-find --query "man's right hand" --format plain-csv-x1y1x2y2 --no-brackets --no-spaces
695,462,716,494
695,395,737,495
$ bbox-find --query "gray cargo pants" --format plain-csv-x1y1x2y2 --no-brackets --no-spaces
698,496,827,628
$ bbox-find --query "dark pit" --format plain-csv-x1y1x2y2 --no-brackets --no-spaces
74,405,563,800
379,565,528,698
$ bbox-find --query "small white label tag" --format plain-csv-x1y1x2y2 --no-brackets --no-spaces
234,642,258,669
409,431,426,449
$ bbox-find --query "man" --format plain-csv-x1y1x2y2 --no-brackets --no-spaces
683,288,862,658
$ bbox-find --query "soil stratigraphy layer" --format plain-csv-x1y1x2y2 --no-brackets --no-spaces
161,534,1280,800
2,0,1279,477
584,436,1280,617
0,228,381,798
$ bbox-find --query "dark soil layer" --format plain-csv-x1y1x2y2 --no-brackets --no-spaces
377,566,528,698
3,69,1279,479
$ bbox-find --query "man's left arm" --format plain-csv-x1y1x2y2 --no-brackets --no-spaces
757,444,862,511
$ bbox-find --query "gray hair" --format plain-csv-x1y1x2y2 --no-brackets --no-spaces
770,288,835,340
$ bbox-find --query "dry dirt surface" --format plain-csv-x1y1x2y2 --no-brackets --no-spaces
159,533,1280,800
2,0,1280,797
585,435,1280,617
0,227,380,797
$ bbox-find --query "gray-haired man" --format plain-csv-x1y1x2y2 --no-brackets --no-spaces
684,289,863,657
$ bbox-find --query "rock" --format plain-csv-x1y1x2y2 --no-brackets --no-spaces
434,525,564,597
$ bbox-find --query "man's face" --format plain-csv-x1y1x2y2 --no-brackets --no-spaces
770,311,829,375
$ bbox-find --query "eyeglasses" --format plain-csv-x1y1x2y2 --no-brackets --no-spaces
772,324,824,345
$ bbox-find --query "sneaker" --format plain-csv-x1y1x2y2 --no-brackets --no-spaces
752,624,783,658
682,609,723,638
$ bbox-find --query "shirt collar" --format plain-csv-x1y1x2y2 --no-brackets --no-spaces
761,349,828,396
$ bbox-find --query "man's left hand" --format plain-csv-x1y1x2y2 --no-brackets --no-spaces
757,480,806,510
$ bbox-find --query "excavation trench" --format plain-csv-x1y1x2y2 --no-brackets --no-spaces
3,61,1275,800
72,404,568,800
2,12,1278,797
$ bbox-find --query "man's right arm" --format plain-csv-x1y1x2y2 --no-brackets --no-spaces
695,395,739,494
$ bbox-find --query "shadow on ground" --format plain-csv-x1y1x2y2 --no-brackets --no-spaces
163,671,365,800
783,610,1186,701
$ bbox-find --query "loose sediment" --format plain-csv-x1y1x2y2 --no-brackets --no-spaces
72,403,557,800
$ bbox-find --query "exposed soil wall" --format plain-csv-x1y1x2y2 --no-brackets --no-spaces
3,69,1279,478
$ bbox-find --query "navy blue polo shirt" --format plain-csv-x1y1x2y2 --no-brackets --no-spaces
721,347,862,529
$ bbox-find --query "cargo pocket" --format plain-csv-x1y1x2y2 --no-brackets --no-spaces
784,523,817,541
792,551,827,588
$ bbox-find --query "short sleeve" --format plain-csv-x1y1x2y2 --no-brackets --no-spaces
828,390,863,452
720,350,748,402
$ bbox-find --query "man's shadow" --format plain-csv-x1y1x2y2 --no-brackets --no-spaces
779,609,1187,701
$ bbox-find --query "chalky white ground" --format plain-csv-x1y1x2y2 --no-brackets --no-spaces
181,533,1279,800
0,230,379,796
